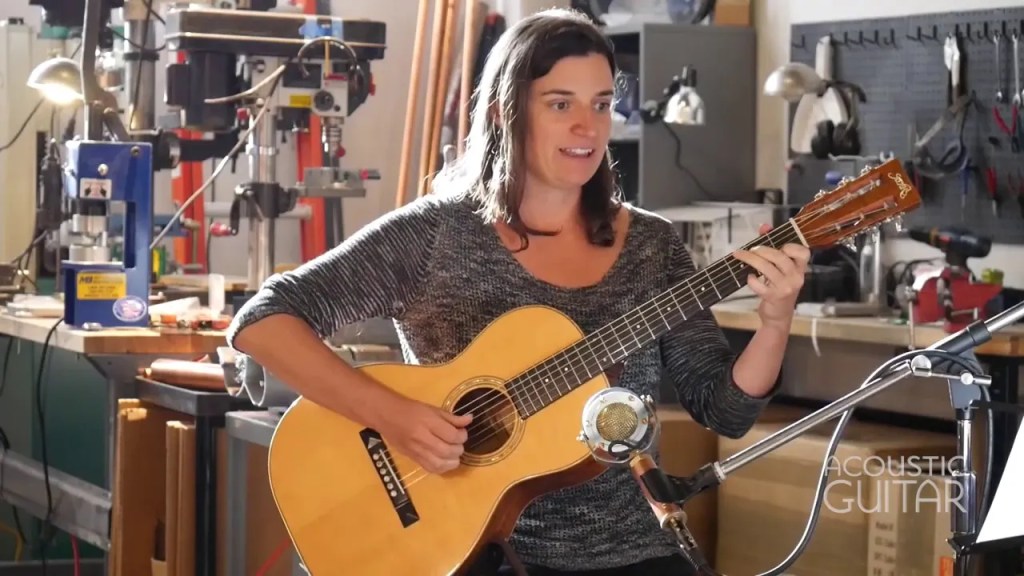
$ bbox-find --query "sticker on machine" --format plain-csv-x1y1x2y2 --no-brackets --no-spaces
113,295,148,323
80,178,112,199
76,272,126,300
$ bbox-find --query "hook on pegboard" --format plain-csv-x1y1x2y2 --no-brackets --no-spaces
907,24,941,44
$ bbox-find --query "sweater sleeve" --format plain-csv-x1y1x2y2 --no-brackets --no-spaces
225,196,444,348
657,222,777,439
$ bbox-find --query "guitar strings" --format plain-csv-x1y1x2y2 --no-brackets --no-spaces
453,193,892,425
395,201,874,489
450,208,824,428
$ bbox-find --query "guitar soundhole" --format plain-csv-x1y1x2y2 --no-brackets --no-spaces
453,387,518,458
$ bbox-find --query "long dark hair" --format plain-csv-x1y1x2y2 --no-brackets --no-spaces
434,8,622,250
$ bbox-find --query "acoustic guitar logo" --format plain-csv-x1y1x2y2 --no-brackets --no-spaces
887,172,912,199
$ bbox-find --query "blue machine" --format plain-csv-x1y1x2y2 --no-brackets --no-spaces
62,140,153,329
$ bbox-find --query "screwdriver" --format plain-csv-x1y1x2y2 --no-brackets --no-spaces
985,166,1000,217
961,163,970,215
1011,172,1024,217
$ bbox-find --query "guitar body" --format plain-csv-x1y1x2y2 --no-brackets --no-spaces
267,305,609,575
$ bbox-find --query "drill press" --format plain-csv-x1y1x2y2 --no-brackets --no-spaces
163,6,386,290
905,226,1003,332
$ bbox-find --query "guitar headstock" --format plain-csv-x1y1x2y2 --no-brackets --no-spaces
792,158,922,250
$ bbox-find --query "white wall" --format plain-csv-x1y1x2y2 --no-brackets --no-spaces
756,0,1024,289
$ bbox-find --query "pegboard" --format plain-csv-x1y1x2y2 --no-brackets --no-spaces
790,7,1024,245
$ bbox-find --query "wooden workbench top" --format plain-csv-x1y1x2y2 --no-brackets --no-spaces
0,313,228,356
711,298,1024,357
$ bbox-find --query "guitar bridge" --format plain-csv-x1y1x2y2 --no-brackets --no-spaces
360,428,420,528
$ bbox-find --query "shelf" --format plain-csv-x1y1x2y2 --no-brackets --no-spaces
610,123,641,142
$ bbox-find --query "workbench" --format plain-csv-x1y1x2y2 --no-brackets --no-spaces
711,297,1024,356
711,297,1024,576
0,311,235,576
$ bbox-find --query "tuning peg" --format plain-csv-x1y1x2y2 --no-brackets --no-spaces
840,237,857,251
890,216,904,233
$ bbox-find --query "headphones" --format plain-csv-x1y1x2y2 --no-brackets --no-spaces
810,82,867,159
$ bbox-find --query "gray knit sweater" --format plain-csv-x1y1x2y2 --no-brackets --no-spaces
226,192,774,571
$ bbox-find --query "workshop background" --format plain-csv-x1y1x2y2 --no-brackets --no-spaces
0,0,1023,575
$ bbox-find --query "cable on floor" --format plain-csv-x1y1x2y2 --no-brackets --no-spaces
255,536,293,576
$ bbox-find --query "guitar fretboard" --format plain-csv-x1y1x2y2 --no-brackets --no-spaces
506,219,802,417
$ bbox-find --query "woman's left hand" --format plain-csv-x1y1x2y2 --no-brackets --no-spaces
732,223,811,330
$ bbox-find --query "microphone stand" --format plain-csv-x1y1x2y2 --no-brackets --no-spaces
641,299,1024,576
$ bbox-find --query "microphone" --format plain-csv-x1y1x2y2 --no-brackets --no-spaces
578,388,720,576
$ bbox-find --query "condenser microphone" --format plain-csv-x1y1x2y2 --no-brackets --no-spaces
578,388,720,576
578,387,661,465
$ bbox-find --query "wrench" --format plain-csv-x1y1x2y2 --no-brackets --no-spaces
1014,32,1022,107
995,32,1005,103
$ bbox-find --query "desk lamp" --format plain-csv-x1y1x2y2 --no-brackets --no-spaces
27,57,85,106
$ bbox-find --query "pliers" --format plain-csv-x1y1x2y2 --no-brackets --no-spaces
994,105,1021,152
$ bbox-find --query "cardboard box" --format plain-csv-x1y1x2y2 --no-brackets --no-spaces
715,417,955,576
713,0,751,26
867,464,956,576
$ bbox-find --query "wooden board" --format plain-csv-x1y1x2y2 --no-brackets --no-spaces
0,313,227,355
711,298,1024,357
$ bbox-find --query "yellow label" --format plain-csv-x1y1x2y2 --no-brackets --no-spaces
76,272,127,300
289,94,312,108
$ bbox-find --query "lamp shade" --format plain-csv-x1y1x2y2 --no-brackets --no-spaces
763,62,825,102
27,57,84,105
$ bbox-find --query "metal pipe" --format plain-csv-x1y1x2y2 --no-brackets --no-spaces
0,448,112,551
81,0,104,140
124,16,156,132
246,105,278,289
204,201,312,220
140,359,228,391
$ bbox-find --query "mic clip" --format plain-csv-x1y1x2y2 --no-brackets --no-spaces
639,462,724,506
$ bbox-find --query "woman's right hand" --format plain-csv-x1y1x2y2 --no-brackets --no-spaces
375,396,474,475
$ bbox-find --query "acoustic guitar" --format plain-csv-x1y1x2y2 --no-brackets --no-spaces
265,159,922,575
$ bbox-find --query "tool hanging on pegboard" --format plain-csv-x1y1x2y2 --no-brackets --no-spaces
791,7,1024,246
945,32,964,105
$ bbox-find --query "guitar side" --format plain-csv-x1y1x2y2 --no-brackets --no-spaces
267,305,610,575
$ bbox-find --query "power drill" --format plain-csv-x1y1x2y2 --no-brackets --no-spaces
907,226,991,269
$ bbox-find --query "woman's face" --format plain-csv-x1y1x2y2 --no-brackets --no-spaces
523,53,614,194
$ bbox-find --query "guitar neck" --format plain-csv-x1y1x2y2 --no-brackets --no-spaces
509,219,804,418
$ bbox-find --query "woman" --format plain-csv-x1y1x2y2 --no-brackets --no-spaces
227,8,809,576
